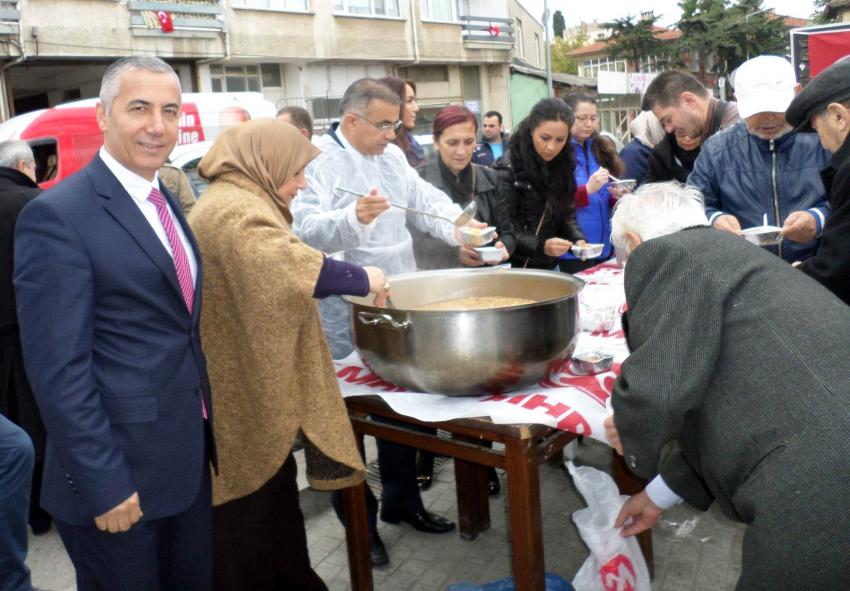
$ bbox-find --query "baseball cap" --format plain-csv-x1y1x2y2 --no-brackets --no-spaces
730,56,797,119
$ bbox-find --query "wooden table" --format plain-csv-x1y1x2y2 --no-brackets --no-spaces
338,395,653,591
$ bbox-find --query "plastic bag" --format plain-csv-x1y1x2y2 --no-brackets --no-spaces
446,573,574,591
567,462,651,591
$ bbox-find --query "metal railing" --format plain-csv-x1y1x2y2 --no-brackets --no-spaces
460,15,513,43
127,1,223,33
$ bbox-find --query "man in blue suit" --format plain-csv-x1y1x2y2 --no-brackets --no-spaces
13,56,215,590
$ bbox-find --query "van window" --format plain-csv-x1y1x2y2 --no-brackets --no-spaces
28,139,59,183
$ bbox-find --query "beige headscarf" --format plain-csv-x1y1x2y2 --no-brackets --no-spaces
198,118,320,212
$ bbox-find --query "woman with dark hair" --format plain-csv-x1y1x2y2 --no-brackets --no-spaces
378,76,423,167
413,105,514,269
412,105,513,495
493,97,586,269
560,92,626,273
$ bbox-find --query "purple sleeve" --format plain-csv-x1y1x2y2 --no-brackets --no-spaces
313,256,370,299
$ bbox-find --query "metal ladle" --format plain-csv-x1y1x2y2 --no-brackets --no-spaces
335,187,477,227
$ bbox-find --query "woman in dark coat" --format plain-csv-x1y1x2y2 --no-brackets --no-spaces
413,105,515,269
412,105,512,494
493,98,586,269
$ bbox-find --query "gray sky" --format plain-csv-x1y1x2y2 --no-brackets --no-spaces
517,0,816,28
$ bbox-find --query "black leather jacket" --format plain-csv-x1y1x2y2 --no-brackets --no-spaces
493,153,584,269
413,158,516,269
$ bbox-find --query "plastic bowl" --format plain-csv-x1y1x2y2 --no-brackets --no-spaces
475,246,504,263
609,179,636,193
570,243,605,260
741,225,783,246
460,225,497,246
570,351,615,375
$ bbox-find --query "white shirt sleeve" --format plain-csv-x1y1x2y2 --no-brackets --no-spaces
644,475,684,510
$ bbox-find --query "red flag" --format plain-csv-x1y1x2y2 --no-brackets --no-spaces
488,24,500,37
156,10,174,33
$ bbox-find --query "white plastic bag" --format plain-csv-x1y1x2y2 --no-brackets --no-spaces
567,461,651,591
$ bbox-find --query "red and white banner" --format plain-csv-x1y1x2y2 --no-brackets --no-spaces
335,263,628,446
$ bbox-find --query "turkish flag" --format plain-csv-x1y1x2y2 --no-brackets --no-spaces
156,10,174,33
488,24,500,37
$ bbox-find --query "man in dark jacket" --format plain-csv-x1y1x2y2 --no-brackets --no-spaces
786,58,850,306
605,182,850,589
0,140,51,537
472,111,509,166
687,56,830,263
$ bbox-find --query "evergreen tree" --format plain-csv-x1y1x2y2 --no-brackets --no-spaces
553,10,566,38
602,13,671,73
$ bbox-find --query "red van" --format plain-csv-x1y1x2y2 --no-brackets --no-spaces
0,92,276,189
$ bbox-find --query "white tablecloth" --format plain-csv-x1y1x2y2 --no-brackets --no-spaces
335,262,627,445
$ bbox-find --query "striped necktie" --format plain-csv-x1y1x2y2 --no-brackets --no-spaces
148,187,207,420
147,187,194,314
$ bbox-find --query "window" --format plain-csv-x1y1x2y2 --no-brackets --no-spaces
231,0,308,10
398,65,449,82
534,32,541,67
210,64,262,92
515,18,524,58
332,0,399,17
421,0,457,21
261,63,282,87
579,56,628,78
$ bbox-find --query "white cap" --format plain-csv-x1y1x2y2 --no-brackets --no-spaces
731,55,797,119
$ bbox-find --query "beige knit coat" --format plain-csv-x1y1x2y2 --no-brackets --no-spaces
188,172,366,506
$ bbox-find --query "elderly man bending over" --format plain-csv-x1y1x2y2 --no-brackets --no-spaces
604,182,850,590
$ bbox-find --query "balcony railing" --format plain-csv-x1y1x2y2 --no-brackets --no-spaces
0,0,20,36
128,1,223,35
460,15,513,44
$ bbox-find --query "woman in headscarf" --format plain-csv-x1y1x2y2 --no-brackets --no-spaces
379,76,424,167
189,118,387,590
493,97,587,269
560,92,626,274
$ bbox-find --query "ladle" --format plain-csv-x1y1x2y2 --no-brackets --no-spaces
335,187,476,227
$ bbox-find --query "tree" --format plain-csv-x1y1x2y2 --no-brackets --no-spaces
553,10,566,38
551,31,588,75
812,0,835,24
602,14,671,73
675,0,786,92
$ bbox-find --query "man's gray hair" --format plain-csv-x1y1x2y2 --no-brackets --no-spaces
99,56,180,114
611,182,708,252
339,78,401,116
0,140,34,169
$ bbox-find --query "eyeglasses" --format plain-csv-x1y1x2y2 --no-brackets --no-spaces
575,115,599,123
351,112,403,132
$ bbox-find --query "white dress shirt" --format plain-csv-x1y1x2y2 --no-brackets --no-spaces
99,147,197,284
645,475,684,510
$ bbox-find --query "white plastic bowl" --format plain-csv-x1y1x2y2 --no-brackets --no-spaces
460,226,497,246
475,246,504,263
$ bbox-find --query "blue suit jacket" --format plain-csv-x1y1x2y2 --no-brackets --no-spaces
13,155,215,525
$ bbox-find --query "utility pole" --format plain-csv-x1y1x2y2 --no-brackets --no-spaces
544,0,553,96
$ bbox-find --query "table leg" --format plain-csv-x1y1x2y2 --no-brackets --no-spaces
453,456,491,540
611,450,654,578
505,437,545,591
341,482,374,591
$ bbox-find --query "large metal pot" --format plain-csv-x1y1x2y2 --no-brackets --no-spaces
344,268,584,396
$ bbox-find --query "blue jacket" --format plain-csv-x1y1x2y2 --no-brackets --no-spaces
563,137,613,261
619,139,652,187
687,122,831,262
472,132,509,167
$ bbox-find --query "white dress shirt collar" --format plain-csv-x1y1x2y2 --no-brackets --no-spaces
99,146,160,204
338,125,378,164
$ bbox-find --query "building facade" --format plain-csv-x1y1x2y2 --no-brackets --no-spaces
0,0,537,129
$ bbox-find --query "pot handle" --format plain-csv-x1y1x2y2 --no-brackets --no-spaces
357,311,412,330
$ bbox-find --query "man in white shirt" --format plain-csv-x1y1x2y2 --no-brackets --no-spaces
14,56,214,590
292,78,465,566
603,182,850,589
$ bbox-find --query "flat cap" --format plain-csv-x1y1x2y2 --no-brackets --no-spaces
787,57,850,131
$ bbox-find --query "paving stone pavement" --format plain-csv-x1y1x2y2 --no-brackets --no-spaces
28,438,744,590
